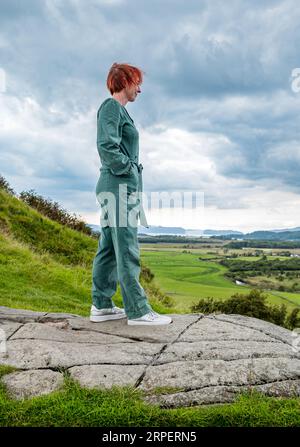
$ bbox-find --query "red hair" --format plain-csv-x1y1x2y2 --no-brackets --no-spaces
106,63,144,94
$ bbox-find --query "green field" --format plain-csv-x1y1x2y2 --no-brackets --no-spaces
140,248,300,312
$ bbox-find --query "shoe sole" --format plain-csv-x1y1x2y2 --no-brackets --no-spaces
90,314,127,322
127,319,173,326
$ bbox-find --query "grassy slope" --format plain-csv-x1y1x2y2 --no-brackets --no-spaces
0,189,176,315
0,232,92,315
0,189,97,267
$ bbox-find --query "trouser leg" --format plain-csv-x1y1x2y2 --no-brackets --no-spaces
91,225,118,309
110,224,153,319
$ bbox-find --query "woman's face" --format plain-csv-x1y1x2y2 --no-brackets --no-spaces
125,82,141,102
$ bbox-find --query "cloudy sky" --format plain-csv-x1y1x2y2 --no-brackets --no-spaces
1,0,300,232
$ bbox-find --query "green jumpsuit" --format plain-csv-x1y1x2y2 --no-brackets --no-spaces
91,97,153,319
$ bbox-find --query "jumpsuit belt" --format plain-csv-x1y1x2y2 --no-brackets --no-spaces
135,163,149,229
99,162,149,228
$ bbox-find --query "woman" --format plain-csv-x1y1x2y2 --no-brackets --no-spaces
90,62,172,326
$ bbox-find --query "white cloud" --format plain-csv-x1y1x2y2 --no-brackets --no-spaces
0,93,99,193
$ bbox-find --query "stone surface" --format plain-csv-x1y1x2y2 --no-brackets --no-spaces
0,320,23,339
0,339,163,369
211,314,297,346
67,313,200,343
38,312,82,322
0,306,299,407
69,364,146,389
143,380,300,408
0,306,46,323
178,317,276,342
10,322,136,344
139,357,300,391
1,369,64,400
155,340,298,363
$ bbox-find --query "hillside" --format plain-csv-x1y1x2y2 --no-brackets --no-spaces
0,188,175,315
216,230,300,242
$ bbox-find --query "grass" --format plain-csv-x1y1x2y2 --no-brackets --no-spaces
0,231,178,316
0,367,299,427
0,232,91,315
140,249,300,313
0,190,96,268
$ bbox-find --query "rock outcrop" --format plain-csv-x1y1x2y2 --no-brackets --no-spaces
0,306,299,407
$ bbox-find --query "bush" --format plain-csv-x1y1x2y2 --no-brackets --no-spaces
141,264,155,283
285,308,300,330
190,289,299,329
19,189,93,236
0,175,15,195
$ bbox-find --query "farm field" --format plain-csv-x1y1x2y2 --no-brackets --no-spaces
140,245,300,313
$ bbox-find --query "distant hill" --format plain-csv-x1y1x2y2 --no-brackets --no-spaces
203,229,243,235
271,226,300,233
243,230,300,241
87,224,243,237
88,224,300,240
215,230,300,241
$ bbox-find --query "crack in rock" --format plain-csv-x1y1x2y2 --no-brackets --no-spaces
134,314,204,389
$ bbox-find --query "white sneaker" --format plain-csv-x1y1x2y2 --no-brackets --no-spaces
127,310,173,326
90,304,126,322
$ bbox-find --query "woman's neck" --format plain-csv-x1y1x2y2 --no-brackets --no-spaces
112,91,128,107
